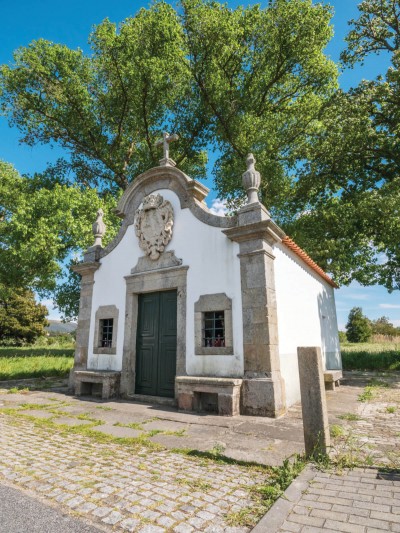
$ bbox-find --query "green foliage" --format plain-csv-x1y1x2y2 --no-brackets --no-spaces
0,2,206,189
181,0,337,210
341,348,400,371
285,0,400,291
346,307,372,343
0,284,48,345
0,0,399,303
370,316,400,336
341,0,400,66
0,160,119,317
0,1,339,319
330,424,345,438
337,413,362,421
338,331,347,343
226,455,306,527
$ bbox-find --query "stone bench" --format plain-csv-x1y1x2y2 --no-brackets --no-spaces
324,370,343,391
74,370,121,399
176,376,242,416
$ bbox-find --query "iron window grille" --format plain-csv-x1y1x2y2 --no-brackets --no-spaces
203,311,225,347
100,318,113,348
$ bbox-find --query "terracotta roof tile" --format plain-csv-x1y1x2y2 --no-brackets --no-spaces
282,236,338,288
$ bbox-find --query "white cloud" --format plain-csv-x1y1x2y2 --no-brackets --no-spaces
392,319,400,327
379,304,400,309
209,198,228,216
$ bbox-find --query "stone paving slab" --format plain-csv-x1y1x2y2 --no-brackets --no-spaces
92,424,145,439
18,409,55,419
52,417,95,427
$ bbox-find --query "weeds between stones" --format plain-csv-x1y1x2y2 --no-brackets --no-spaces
226,456,307,527
358,378,390,402
338,413,363,421
330,424,345,438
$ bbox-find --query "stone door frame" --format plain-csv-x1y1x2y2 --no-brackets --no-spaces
120,265,188,397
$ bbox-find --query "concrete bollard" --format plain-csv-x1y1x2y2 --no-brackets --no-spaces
297,347,330,458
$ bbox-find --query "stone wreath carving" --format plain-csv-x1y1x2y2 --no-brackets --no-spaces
134,194,174,260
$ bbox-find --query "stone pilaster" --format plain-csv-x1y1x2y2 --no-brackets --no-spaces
223,204,286,417
68,261,100,390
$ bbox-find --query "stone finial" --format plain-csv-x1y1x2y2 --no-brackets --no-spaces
242,153,261,204
155,132,179,167
92,208,106,247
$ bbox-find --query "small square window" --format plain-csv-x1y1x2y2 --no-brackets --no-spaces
203,311,225,347
100,318,113,348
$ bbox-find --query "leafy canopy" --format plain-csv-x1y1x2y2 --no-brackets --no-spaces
1,0,400,318
287,0,400,291
0,0,340,318
0,160,119,315
0,0,336,202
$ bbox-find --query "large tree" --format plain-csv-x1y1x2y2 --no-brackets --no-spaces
0,0,336,199
286,0,400,291
0,160,119,316
0,0,338,318
0,284,48,345
346,306,372,343
1,0,399,318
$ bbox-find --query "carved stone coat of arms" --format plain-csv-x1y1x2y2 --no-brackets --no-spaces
134,194,174,260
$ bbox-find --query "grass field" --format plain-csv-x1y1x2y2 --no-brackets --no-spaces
0,341,399,381
0,346,74,381
341,342,400,371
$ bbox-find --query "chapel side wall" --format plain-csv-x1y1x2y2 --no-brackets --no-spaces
86,188,243,378
273,243,341,407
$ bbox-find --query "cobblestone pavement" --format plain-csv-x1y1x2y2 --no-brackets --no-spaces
1,371,399,532
329,372,400,468
276,467,400,533
0,403,266,533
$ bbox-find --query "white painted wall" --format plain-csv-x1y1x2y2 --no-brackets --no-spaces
87,189,243,377
274,243,341,407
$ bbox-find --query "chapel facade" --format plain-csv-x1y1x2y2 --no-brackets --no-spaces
70,135,341,417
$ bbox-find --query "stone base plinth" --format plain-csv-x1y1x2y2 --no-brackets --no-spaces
74,370,121,399
241,376,286,418
176,376,242,416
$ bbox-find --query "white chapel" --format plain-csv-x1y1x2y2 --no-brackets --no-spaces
70,133,341,417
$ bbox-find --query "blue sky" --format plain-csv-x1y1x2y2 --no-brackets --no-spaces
0,0,399,328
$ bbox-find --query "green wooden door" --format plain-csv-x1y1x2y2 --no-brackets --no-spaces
135,290,177,398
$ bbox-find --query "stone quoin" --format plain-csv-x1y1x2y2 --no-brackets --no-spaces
70,136,341,417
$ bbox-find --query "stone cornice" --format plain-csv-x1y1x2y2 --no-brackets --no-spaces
223,219,286,244
71,262,100,276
